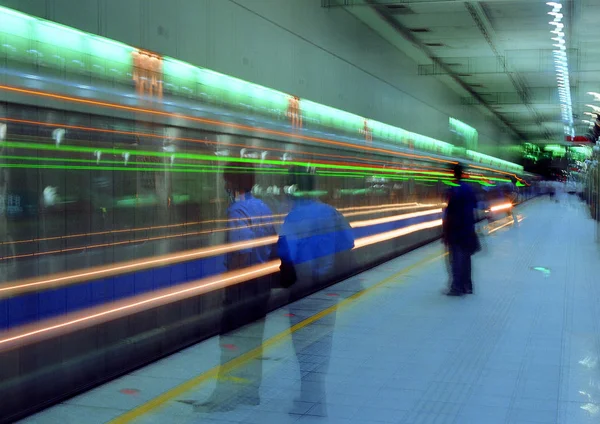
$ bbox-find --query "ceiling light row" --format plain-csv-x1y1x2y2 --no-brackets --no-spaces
547,1,573,136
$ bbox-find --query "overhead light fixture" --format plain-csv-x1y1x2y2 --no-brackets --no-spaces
547,1,573,136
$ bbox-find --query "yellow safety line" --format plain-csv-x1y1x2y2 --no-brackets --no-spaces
108,251,445,423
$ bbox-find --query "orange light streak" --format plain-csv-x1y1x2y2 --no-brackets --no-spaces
489,203,513,212
0,217,442,350
470,164,524,183
0,221,280,261
1,203,439,255
350,208,442,228
0,235,278,297
354,219,443,249
0,85,455,164
0,208,442,297
0,261,281,350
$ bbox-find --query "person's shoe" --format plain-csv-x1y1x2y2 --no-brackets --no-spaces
444,290,463,296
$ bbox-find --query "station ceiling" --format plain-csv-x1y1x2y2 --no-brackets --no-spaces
324,0,599,143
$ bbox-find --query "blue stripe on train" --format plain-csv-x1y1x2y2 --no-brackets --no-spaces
0,213,442,331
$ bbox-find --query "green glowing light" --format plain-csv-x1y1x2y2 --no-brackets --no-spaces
466,150,523,174
0,6,133,81
449,118,478,151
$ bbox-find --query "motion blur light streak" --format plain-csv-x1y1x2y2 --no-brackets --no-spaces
0,84,456,164
470,164,524,183
0,208,442,293
0,203,438,255
350,208,442,228
342,203,440,217
0,261,281,350
0,236,278,297
0,218,442,347
0,139,458,179
489,203,513,212
353,219,443,249
0,118,448,172
0,220,281,262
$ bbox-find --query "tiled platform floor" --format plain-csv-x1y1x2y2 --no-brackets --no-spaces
22,194,600,424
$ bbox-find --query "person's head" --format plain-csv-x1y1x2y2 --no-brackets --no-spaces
222,162,256,194
288,164,316,192
453,163,464,181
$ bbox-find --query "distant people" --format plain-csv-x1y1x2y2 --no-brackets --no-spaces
502,178,519,224
193,162,276,412
442,164,480,296
278,166,355,413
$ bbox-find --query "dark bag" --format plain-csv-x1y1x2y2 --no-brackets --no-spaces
470,231,482,255
279,260,297,288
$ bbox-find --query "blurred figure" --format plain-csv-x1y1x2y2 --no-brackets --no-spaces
502,177,519,225
278,166,355,413
443,164,480,296
194,162,276,412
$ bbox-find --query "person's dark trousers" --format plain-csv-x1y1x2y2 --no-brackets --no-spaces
449,244,472,294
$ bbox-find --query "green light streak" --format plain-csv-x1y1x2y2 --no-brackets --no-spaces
0,163,295,175
0,154,291,173
0,140,513,188
1,140,453,178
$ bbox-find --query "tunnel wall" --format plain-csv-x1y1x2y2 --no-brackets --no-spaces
0,0,517,158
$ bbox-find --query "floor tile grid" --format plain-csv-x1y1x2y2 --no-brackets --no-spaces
557,200,600,423
504,211,567,424
23,198,596,424
304,200,548,422
443,204,551,424
560,199,599,423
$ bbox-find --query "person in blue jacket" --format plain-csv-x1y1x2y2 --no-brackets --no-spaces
277,166,356,414
442,163,480,296
278,166,355,287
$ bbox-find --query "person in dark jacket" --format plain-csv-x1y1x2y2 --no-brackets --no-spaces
442,163,479,296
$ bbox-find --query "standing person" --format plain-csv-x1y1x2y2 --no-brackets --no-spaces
442,163,480,296
278,166,356,414
193,162,276,412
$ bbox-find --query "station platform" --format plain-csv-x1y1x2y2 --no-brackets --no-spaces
21,195,600,424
